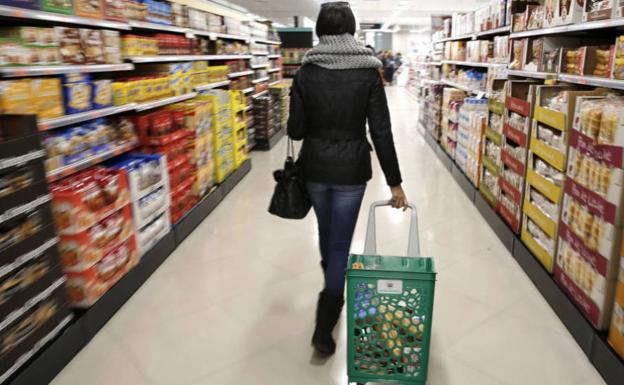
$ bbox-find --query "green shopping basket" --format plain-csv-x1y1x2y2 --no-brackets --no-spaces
347,201,436,385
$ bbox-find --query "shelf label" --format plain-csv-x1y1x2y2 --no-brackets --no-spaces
501,148,525,176
377,279,403,295
499,175,522,205
534,106,566,131
497,201,520,233
523,198,557,238
506,96,530,116
527,168,561,203
530,137,566,172
503,123,528,147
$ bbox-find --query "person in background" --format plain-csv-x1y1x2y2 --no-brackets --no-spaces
382,51,396,84
287,2,407,356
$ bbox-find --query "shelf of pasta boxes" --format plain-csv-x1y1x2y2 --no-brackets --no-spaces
554,94,624,329
530,86,608,273
479,80,506,207
253,93,278,147
0,115,73,384
441,88,466,159
270,82,290,132
456,97,488,187
499,80,537,235
609,252,624,360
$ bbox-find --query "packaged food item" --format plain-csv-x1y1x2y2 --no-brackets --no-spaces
0,208,45,252
62,79,92,114
92,79,112,109
41,0,74,15
584,0,617,22
74,0,104,19
107,154,167,200
558,0,584,25
101,30,121,64
50,167,131,234
527,5,545,30
0,0,40,10
59,205,133,271
31,78,64,120
509,39,526,70
80,29,104,65
613,35,624,79
563,47,586,75
55,27,86,65
104,0,126,21
0,80,34,115
609,255,624,359
65,237,138,307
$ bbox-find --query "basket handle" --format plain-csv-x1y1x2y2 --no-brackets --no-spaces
363,200,421,258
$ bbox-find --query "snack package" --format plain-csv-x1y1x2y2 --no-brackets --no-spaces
31,78,64,120
62,79,92,114
0,0,40,9
65,236,138,307
80,29,104,65
559,0,584,25
92,79,112,109
107,153,168,200
613,35,624,79
74,0,104,19
104,0,126,21
527,5,545,30
563,47,586,75
0,80,35,115
135,209,170,256
131,186,170,228
584,0,617,21
41,0,73,15
55,27,86,65
50,167,131,234
59,205,133,272
101,30,121,64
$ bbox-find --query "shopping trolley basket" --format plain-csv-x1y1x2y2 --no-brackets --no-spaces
347,201,436,385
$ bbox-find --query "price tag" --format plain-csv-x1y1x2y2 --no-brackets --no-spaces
209,32,217,41
377,280,403,295
185,30,196,39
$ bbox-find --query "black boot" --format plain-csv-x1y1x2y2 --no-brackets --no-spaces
312,289,344,356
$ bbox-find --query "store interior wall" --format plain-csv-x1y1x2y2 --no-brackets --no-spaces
392,30,431,56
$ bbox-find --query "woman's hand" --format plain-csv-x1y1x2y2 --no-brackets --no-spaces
390,185,408,211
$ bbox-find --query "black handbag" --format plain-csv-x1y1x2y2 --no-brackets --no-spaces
268,138,311,219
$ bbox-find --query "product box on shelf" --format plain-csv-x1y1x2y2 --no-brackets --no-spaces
65,236,138,307
131,184,170,229
58,204,134,272
169,175,196,223
584,0,618,21
609,254,624,358
50,168,131,235
74,0,104,19
109,154,169,201
136,208,170,256
0,280,71,382
552,0,584,26
561,45,614,77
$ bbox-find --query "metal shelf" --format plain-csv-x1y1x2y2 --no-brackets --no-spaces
128,20,186,33
251,63,269,69
242,87,255,94
135,93,197,112
434,34,473,43
441,79,485,95
476,26,511,38
245,105,253,112
194,80,231,91
128,55,251,63
268,54,281,59
268,80,281,87
228,70,254,78
251,77,270,84
215,33,250,42
557,74,624,90
252,51,269,56
38,104,138,131
251,90,268,98
510,18,624,39
254,39,282,45
0,63,133,78
47,140,138,182
441,60,507,68
0,5,130,30
413,61,442,66
267,67,281,73
507,70,557,80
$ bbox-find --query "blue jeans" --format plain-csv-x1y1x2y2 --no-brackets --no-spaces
307,183,366,297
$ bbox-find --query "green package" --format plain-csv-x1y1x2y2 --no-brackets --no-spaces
41,0,74,15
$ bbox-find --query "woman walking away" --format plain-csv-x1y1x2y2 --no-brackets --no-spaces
287,1,407,356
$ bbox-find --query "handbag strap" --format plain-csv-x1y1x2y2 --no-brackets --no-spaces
287,137,295,159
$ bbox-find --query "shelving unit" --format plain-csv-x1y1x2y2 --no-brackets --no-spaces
38,104,138,131
0,64,134,78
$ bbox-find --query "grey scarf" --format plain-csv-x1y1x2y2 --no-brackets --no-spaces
302,34,382,70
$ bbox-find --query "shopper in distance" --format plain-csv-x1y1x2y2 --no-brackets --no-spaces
286,1,407,357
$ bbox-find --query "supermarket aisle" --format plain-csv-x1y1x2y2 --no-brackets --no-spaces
51,87,605,385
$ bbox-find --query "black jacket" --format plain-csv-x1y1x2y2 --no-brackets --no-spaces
287,64,402,187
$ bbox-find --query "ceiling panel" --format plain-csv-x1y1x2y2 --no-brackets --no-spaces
234,0,487,26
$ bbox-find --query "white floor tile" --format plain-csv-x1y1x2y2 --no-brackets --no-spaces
50,86,606,385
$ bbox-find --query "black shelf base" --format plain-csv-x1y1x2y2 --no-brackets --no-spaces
420,129,624,384
254,127,285,151
7,160,253,385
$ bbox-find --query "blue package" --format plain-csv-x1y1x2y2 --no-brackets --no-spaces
62,81,92,114
61,73,92,85
92,80,113,110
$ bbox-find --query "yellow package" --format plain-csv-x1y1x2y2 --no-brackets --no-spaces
113,82,129,106
31,78,64,119
0,80,35,115
127,80,140,103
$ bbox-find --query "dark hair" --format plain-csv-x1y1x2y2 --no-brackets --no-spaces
316,2,356,37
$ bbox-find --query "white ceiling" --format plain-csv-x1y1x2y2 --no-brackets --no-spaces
233,0,488,27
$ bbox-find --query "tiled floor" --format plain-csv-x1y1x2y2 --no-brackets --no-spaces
51,87,606,385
